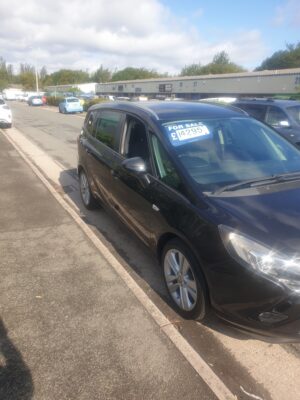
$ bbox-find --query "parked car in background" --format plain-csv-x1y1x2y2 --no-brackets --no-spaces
78,101,300,340
58,97,83,114
0,98,12,128
28,95,44,106
233,99,300,147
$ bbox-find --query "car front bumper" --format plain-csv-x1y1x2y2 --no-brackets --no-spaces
205,257,300,341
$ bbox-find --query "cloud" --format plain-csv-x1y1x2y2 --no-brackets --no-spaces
272,0,300,27
0,0,265,74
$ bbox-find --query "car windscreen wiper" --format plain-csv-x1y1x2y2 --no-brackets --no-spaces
214,171,300,195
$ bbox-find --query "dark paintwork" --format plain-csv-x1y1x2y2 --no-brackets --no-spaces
78,101,300,340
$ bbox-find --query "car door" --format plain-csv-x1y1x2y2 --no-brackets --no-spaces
109,115,191,247
85,109,124,207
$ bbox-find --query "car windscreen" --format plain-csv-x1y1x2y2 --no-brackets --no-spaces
161,117,300,193
287,106,300,125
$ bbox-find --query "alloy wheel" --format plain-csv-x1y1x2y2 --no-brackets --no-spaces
164,249,198,311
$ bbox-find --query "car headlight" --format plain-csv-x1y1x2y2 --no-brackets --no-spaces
219,225,300,292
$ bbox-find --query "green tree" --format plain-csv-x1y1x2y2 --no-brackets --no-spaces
111,67,162,81
19,63,36,90
180,63,202,76
0,57,9,90
256,42,300,70
45,69,90,85
180,51,245,76
91,65,111,82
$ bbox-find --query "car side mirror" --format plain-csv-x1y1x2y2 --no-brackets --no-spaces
122,157,147,174
279,120,290,128
121,157,150,186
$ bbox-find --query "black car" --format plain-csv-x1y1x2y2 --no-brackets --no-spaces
78,101,300,340
233,98,300,147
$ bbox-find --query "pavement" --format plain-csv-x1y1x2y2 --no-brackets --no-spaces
0,131,217,399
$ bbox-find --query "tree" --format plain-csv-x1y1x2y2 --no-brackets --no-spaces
256,42,300,70
20,72,36,90
0,57,9,90
91,65,111,82
45,69,90,86
111,67,162,81
180,63,202,76
180,51,245,76
39,66,47,81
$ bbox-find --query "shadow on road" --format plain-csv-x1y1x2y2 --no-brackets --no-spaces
0,318,34,400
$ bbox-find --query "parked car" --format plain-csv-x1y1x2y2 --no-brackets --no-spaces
0,99,12,128
58,97,83,114
28,95,44,106
233,98,300,147
78,101,300,340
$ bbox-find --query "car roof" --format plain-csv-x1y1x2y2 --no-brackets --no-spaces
234,98,300,109
89,101,248,121
65,97,79,100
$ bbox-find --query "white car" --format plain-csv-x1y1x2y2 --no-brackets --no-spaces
0,99,12,128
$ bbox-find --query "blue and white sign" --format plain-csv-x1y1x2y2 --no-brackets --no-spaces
166,121,212,147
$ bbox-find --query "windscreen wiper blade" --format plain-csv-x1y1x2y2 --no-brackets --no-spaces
214,171,300,195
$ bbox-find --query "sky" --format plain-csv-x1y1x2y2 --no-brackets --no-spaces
0,0,299,75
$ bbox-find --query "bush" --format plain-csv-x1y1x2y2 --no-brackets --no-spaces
83,98,108,111
46,96,65,106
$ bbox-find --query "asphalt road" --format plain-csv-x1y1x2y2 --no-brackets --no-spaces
5,100,300,399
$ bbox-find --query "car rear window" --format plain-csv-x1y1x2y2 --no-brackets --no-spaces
67,98,79,103
94,111,122,150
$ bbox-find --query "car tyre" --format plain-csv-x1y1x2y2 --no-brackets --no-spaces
79,169,98,210
161,239,208,321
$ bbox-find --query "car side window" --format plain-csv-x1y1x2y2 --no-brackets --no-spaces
266,106,289,127
85,111,96,136
151,134,185,193
123,117,151,169
94,111,122,150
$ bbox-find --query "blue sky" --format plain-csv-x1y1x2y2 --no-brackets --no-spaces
0,0,299,73
161,0,300,67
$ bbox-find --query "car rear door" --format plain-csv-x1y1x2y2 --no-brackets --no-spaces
84,109,124,206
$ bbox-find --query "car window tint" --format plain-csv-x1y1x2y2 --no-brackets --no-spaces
266,106,289,126
85,112,96,135
235,104,267,121
151,134,185,193
67,98,79,103
94,111,122,150
287,106,300,124
124,118,150,163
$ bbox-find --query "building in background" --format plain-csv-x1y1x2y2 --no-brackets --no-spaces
95,68,300,100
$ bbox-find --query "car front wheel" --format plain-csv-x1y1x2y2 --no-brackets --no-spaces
162,239,208,320
79,170,98,210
